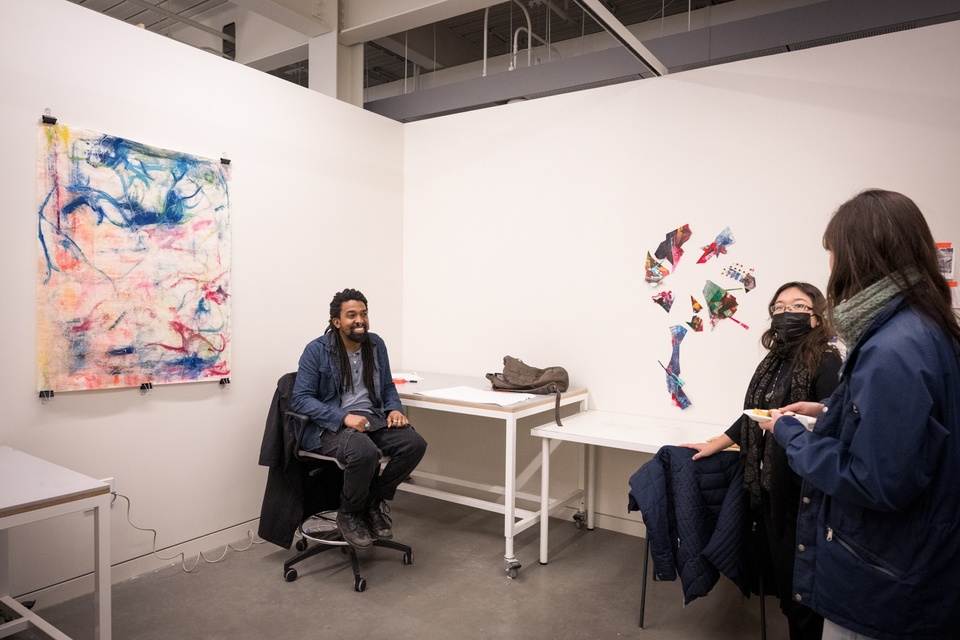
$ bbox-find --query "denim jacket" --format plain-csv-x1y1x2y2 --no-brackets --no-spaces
290,332,403,452
773,296,960,639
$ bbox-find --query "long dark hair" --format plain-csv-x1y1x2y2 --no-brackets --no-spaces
822,189,960,346
760,281,835,375
325,288,378,401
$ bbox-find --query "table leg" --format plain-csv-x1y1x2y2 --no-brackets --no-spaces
586,444,596,530
539,437,551,565
503,416,521,578
0,529,8,598
93,495,112,640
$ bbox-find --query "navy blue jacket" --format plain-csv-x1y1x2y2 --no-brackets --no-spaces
628,445,748,604
290,332,403,452
774,297,960,639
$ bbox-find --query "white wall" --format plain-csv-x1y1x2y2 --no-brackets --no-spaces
402,21,960,533
0,0,403,600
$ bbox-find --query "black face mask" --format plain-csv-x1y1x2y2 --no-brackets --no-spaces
771,312,813,344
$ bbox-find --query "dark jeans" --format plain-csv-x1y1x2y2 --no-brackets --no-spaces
316,422,426,513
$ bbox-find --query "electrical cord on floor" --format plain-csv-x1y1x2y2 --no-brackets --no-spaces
113,492,266,573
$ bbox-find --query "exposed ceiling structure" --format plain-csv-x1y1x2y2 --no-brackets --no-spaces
66,0,960,122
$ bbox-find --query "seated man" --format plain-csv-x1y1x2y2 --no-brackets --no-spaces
291,288,427,548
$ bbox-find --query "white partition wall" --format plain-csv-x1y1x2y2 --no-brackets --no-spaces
401,21,960,534
3,0,960,601
0,0,404,601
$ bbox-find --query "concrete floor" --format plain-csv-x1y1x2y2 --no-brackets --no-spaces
11,493,787,640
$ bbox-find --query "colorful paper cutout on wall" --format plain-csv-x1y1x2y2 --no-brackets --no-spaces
697,226,735,264
660,325,691,409
36,124,232,392
652,290,675,312
722,262,757,292
655,224,692,267
645,252,669,287
686,316,704,332
690,296,703,313
703,280,749,330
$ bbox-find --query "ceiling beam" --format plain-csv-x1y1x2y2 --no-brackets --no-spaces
340,0,501,46
123,0,236,42
573,0,668,76
230,0,333,37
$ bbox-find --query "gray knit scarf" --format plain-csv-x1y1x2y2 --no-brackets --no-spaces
832,269,920,348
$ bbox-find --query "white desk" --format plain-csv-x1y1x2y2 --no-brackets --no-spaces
397,373,588,577
0,446,111,640
531,411,724,564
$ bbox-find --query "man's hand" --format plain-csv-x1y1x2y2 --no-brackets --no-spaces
344,414,371,432
387,410,408,428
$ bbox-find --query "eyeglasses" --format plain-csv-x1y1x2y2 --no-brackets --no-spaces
770,303,813,314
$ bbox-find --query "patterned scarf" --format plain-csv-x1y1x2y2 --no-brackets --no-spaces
739,350,812,530
832,269,918,348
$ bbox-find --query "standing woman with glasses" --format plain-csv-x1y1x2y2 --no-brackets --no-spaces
762,190,960,640
682,282,842,640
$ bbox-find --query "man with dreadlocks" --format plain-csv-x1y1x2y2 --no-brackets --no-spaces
291,288,427,549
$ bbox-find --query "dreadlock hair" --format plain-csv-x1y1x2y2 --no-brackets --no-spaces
760,281,837,376
823,189,960,349
325,288,379,402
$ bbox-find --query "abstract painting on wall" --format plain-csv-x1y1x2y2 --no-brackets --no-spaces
37,124,231,392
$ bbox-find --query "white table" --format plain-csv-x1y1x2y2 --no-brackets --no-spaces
531,411,725,564
0,446,111,640
397,373,588,577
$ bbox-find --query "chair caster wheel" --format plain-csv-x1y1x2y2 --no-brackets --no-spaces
403,552,413,565
284,568,297,582
295,539,308,551
355,577,367,592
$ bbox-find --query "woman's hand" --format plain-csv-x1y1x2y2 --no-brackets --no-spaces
779,401,824,417
763,401,825,432
680,434,734,460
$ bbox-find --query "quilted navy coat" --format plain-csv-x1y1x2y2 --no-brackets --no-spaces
628,445,748,604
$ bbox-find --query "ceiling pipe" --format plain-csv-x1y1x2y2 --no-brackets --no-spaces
510,0,533,70
572,0,667,76
483,7,489,77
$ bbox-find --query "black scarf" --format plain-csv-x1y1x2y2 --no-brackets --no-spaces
739,350,812,532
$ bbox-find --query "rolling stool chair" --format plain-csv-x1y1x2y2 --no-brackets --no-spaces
282,410,413,592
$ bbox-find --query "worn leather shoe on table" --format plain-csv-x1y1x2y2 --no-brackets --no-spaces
336,510,374,549
363,497,393,540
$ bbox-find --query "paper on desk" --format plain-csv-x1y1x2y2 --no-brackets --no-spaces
391,372,423,382
414,386,536,406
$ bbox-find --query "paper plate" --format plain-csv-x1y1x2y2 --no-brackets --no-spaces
744,409,816,430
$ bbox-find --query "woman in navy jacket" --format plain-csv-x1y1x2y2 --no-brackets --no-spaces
764,190,960,640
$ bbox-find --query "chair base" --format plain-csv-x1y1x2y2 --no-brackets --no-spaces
282,512,412,592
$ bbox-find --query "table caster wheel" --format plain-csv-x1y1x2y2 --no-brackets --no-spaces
573,511,586,529
355,577,367,592
284,567,297,582
506,561,521,579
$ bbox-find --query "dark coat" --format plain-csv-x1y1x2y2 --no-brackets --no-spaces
257,372,342,549
775,298,960,639
628,445,748,604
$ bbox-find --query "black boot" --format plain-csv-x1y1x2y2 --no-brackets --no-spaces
363,497,393,540
336,510,374,549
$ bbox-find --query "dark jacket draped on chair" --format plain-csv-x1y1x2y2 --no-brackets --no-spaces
258,372,342,549
628,445,749,604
